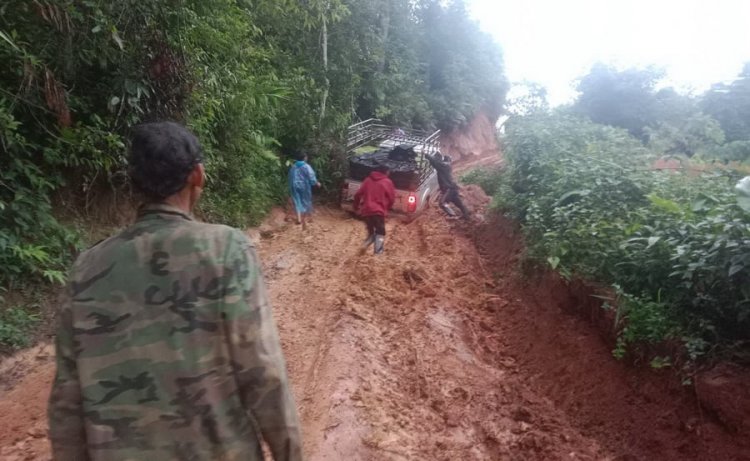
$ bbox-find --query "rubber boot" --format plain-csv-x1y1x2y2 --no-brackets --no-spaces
459,206,471,221
359,235,375,255
454,198,471,221
374,235,385,255
440,204,456,217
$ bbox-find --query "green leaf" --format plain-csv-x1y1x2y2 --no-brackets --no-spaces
649,356,672,369
108,96,120,112
648,193,683,215
111,28,124,50
42,270,66,285
691,198,708,213
0,30,21,52
729,264,744,277
738,196,750,212
547,256,560,270
555,189,590,206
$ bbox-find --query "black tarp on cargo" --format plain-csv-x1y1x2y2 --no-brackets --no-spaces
388,144,417,162
348,146,423,190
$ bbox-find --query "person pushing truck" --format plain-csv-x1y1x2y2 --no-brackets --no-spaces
425,151,471,219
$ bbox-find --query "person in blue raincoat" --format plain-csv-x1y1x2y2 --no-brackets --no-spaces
288,151,320,229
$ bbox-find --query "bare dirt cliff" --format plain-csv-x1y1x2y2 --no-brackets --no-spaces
440,111,501,161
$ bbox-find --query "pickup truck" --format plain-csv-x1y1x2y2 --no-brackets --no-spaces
340,119,441,219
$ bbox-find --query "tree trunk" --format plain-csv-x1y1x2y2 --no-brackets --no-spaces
319,5,329,124
376,0,391,74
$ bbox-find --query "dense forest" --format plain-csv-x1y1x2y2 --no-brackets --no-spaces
0,0,508,314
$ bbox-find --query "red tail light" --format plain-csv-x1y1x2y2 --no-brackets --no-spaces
407,194,417,212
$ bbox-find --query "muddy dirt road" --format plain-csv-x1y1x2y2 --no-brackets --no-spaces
1,182,748,460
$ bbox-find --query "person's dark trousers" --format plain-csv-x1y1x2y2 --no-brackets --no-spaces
441,188,470,218
363,215,386,254
364,215,386,237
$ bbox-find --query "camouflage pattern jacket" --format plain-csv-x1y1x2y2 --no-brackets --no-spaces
48,203,303,461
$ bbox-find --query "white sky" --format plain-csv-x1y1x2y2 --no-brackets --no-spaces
468,0,750,105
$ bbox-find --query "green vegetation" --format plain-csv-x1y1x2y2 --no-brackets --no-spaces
0,0,506,349
0,304,39,350
702,63,750,143
462,63,750,363
486,112,750,361
573,64,750,165
460,168,503,197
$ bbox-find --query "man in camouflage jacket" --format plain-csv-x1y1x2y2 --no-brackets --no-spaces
48,122,303,461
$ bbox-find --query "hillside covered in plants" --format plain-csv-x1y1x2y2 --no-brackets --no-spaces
468,65,750,362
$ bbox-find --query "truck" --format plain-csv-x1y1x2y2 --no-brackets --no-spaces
340,119,441,220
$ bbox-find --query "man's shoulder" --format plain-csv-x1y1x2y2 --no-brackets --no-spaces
187,220,247,239
75,220,251,269
183,221,253,249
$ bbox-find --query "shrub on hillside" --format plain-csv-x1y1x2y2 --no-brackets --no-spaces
498,114,750,358
461,167,504,196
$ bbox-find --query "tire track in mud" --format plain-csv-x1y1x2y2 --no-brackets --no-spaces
258,209,378,459
255,199,612,459
302,208,607,460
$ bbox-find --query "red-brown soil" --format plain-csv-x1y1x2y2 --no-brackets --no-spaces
440,111,501,162
1,158,748,460
472,214,750,461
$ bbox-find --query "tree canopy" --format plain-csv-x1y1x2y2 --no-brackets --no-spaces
569,63,750,163
701,63,750,143
573,64,665,140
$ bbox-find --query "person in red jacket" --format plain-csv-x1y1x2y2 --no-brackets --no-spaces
353,165,396,254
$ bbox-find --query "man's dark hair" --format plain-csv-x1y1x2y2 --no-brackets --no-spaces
128,122,203,201
292,150,307,162
375,163,390,174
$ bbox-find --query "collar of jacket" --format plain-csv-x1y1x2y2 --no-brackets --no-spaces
370,171,388,181
137,203,194,222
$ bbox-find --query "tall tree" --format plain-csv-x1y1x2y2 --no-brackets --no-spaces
574,64,665,140
418,0,509,128
505,81,549,117
701,63,750,142
646,113,725,157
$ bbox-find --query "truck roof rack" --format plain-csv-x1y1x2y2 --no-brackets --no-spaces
346,119,441,156
346,119,441,187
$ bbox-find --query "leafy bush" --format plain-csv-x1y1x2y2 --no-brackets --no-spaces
498,113,750,357
0,104,80,289
703,140,750,164
461,167,504,196
0,305,40,350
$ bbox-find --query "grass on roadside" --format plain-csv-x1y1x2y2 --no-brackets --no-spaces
0,304,40,352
